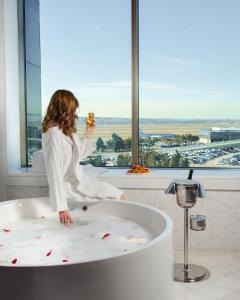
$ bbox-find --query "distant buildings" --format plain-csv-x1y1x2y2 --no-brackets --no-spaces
199,128,240,143
27,124,42,162
139,129,175,139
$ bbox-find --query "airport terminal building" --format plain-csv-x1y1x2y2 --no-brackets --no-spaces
199,128,240,143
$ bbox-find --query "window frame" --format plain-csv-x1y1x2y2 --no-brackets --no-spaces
131,0,139,165
18,0,240,170
18,0,28,167
18,0,42,167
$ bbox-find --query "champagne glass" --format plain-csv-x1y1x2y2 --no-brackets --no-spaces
87,112,95,126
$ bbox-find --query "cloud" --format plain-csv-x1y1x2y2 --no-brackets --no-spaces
176,88,225,97
67,80,228,100
83,80,131,88
140,99,240,119
158,56,199,66
142,52,199,66
80,80,184,92
42,80,231,103
139,80,225,97
41,79,240,118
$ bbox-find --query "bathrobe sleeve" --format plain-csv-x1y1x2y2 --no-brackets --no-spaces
43,129,68,212
77,135,97,161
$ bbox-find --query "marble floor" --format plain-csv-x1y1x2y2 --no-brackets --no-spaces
174,252,240,300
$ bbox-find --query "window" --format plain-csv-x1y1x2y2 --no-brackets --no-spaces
19,0,240,169
40,0,131,167
139,0,240,168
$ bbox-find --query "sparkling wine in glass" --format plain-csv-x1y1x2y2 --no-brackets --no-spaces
87,112,95,126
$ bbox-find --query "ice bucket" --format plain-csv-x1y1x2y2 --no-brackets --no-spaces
175,183,198,209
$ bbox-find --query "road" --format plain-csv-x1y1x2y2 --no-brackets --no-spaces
151,140,240,155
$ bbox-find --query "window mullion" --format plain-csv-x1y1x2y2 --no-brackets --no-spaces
131,0,139,166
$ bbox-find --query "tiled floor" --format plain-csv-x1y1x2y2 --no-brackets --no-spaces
174,252,240,300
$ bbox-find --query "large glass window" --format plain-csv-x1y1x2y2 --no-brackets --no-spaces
19,0,240,169
40,0,132,167
139,0,240,168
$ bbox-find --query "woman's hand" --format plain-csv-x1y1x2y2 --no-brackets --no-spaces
59,210,74,225
85,119,96,138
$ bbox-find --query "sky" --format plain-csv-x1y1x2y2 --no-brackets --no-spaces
40,0,240,119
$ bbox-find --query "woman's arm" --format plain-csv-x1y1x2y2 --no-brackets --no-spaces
43,129,74,224
76,120,97,161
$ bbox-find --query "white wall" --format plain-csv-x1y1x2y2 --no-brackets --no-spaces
0,0,7,201
0,0,21,199
4,0,21,170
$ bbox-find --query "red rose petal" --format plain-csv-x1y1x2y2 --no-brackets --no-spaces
11,258,17,264
101,233,111,240
2,229,11,232
46,249,52,257
62,259,68,262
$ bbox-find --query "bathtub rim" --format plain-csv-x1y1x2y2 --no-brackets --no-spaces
0,197,173,268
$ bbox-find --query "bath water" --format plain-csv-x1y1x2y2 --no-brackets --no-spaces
0,209,156,266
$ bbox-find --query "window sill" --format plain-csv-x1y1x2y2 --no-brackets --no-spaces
3,168,240,191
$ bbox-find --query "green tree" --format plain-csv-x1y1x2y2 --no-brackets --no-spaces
112,133,125,151
117,154,131,167
96,137,106,152
175,135,183,144
106,139,115,150
179,157,190,167
93,155,106,166
144,151,158,166
140,150,166,167
190,135,199,142
159,153,171,167
171,151,181,167
82,155,106,167
182,134,199,143
146,137,155,147
124,138,132,150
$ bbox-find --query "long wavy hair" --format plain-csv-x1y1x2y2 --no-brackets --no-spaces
42,89,79,137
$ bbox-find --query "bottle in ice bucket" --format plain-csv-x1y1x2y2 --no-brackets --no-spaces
87,112,95,126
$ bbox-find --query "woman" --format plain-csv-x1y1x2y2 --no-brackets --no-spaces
42,89,124,224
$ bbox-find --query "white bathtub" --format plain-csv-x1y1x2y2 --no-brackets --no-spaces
0,197,174,300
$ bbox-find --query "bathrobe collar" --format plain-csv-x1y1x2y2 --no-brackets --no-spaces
48,126,73,145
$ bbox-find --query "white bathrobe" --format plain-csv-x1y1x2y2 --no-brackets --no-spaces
42,127,123,212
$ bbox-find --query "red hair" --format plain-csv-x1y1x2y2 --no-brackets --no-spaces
42,89,79,137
